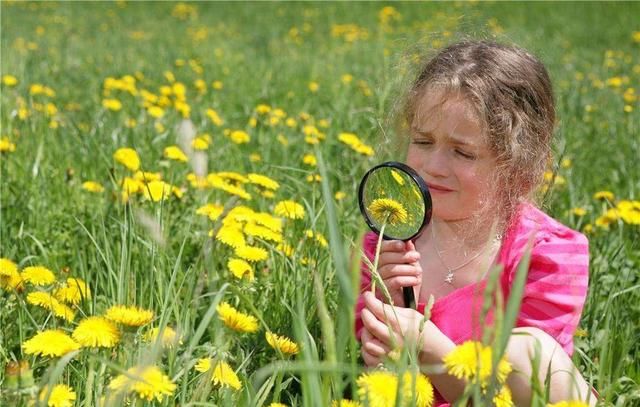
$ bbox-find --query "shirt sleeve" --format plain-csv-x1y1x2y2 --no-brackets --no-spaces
514,227,589,356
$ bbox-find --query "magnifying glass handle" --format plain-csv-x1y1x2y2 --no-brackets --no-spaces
403,287,416,309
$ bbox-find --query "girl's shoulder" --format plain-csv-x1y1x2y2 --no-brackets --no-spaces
507,202,588,248
499,201,589,281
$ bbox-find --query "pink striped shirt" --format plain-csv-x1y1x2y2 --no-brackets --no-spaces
355,202,589,404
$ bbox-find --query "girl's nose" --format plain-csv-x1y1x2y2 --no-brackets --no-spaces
421,148,449,178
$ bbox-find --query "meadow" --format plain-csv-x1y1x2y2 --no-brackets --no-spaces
1,1,639,406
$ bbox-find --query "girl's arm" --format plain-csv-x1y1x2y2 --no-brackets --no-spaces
361,292,597,405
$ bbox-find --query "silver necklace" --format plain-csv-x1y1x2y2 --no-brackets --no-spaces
431,225,498,285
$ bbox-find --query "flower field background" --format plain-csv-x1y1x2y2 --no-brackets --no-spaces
1,2,639,406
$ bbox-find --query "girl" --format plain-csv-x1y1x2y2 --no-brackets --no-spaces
355,40,596,405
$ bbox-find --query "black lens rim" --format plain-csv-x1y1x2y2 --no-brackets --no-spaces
358,161,432,241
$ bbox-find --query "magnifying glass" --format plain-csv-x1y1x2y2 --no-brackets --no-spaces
358,161,432,309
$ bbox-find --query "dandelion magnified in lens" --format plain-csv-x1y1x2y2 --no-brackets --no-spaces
367,198,408,226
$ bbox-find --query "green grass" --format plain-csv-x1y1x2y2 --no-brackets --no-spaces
1,1,639,406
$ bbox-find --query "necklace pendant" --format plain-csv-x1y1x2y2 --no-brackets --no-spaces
444,271,454,284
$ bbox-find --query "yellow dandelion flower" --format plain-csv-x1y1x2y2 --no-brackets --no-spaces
595,208,619,229
571,207,587,217
228,258,255,281
593,190,614,201
102,98,123,112
276,242,295,257
81,181,104,193
133,171,163,183
266,331,299,355
144,326,181,348
391,169,405,185
142,180,174,202
105,304,154,327
250,153,262,162
308,81,319,92
235,245,268,262
229,130,250,144
0,260,22,291
332,400,362,407
217,302,259,333
217,171,249,184
73,316,120,348
269,403,289,407
286,117,297,127
2,74,18,86
27,291,58,310
206,108,224,126
256,104,271,114
546,401,589,407
248,173,280,190
195,358,212,373
244,222,283,243
52,302,75,322
21,266,55,286
196,203,224,221
356,370,434,407
617,200,640,225
164,145,188,162
215,225,246,248
0,258,18,277
54,277,91,304
208,175,252,200
367,198,408,226
146,105,164,119
22,330,80,357
113,147,140,171
443,341,512,386
108,365,175,402
274,200,305,220
212,361,242,390
494,385,514,407
0,137,17,153
39,384,76,407
302,153,317,167
192,134,211,150
341,74,353,85
252,212,283,232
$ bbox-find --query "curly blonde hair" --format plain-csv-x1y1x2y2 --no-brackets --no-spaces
401,40,556,231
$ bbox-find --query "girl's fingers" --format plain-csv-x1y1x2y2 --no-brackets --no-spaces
361,328,390,357
380,240,408,253
378,250,421,267
361,307,397,346
361,346,380,367
363,291,406,332
378,264,421,279
384,276,421,291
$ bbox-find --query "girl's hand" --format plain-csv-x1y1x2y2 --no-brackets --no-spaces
377,240,422,306
360,326,391,366
360,291,428,351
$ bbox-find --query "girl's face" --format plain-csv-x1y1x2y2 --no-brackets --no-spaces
406,91,498,222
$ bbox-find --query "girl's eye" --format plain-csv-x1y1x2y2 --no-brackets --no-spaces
411,140,432,146
455,149,476,160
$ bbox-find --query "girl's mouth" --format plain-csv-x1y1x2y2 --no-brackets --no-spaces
427,183,454,193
